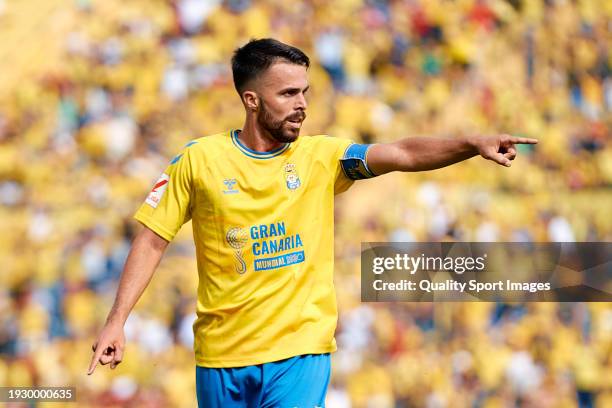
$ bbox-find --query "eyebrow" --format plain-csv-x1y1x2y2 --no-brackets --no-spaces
279,85,310,93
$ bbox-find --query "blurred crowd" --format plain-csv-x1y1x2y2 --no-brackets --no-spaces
0,0,610,407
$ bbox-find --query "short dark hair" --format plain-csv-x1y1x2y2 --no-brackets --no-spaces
231,38,310,95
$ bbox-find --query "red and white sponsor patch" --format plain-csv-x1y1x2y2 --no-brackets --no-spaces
145,173,169,208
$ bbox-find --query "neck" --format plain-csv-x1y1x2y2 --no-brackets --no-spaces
238,116,286,153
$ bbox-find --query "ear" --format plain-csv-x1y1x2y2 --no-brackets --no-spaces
243,91,259,112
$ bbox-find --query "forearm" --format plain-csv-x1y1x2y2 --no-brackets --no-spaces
105,228,168,326
368,136,478,174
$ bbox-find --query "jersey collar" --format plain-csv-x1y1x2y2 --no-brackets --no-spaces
230,129,291,159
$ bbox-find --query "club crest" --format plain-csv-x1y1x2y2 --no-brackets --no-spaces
284,163,301,190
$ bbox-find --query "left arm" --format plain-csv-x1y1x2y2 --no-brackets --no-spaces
366,134,538,175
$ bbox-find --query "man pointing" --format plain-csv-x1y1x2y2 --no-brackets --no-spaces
89,38,537,407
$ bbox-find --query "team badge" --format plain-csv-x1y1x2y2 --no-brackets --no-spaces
284,163,301,190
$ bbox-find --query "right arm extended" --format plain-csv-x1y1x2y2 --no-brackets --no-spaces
87,226,169,374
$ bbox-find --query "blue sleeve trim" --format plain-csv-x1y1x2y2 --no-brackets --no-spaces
340,143,376,180
170,153,183,164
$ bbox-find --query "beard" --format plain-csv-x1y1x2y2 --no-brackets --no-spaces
257,100,305,143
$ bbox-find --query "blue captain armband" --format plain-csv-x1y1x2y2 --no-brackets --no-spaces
340,143,377,180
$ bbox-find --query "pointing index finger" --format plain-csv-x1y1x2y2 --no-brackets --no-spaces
88,345,104,375
509,136,538,144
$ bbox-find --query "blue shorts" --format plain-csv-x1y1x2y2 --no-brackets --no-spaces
195,353,331,408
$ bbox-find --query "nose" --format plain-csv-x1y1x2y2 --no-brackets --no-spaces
295,92,307,111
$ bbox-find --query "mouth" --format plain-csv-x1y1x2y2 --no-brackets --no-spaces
286,112,306,124
286,118,303,129
287,120,302,129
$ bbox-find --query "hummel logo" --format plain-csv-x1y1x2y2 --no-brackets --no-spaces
223,178,239,194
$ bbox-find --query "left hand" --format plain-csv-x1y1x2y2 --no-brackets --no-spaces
472,134,538,167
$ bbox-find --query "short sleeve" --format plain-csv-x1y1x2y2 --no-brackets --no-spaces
134,147,194,241
332,138,355,195
334,142,377,195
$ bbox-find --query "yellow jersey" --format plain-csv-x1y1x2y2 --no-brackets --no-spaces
134,129,372,367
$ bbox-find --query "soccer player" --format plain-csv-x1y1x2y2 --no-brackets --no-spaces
88,38,537,407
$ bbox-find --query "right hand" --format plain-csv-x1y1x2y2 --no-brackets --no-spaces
472,134,538,167
87,322,126,375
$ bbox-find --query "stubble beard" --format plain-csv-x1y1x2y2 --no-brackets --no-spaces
257,100,304,144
